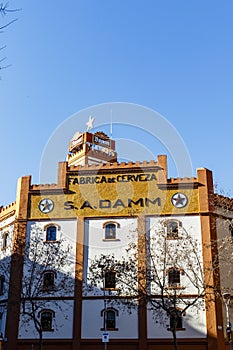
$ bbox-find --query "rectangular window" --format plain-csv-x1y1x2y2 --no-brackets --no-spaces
168,269,180,285
105,224,116,240
104,271,116,289
43,272,55,289
41,311,53,331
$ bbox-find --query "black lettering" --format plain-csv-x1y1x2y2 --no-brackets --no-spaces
128,198,144,207
122,175,127,182
73,178,79,185
80,177,85,184
150,173,157,181
145,197,161,207
139,174,145,181
99,200,111,208
64,201,77,210
100,176,107,183
85,177,91,184
113,199,126,208
80,200,93,209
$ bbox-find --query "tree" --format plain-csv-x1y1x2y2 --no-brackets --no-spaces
0,2,20,71
17,223,73,350
86,217,217,350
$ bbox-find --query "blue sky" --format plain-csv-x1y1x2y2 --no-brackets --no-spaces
0,0,233,206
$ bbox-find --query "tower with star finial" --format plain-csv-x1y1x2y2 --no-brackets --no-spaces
67,117,117,166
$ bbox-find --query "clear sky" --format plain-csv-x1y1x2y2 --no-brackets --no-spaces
0,0,233,206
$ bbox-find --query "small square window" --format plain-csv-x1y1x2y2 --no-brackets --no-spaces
168,268,181,286
165,220,182,239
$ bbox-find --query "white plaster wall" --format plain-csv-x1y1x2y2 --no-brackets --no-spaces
24,220,77,297
0,221,14,306
148,216,204,295
147,300,207,338
18,300,74,339
84,217,138,296
18,220,77,339
0,216,14,337
82,299,138,339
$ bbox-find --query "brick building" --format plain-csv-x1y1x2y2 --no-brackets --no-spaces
0,129,232,350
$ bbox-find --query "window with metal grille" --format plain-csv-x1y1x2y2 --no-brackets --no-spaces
168,268,180,285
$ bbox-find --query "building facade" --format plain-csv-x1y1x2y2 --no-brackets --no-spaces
0,130,232,350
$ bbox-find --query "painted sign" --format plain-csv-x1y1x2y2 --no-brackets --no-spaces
29,171,198,219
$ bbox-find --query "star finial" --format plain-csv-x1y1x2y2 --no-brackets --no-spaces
86,115,95,131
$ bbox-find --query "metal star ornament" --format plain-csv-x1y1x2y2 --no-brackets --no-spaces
171,193,188,208
86,115,95,131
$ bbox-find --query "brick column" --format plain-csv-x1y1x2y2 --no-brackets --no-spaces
5,176,31,350
72,217,85,350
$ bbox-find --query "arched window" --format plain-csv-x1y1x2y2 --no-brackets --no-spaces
103,221,120,240
168,309,184,331
101,308,118,330
106,309,116,329
46,226,57,241
0,276,5,295
39,309,55,331
165,220,182,239
2,232,8,249
105,223,116,239
42,271,56,290
104,270,116,289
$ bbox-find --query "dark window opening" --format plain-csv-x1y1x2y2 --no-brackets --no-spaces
105,224,116,240
166,221,180,238
169,309,183,330
40,310,53,331
168,269,180,285
104,271,116,289
2,233,8,249
229,224,233,238
0,276,5,295
43,272,55,289
106,309,116,329
46,226,57,241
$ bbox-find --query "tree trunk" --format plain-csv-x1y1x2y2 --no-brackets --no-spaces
39,330,43,350
172,329,179,350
